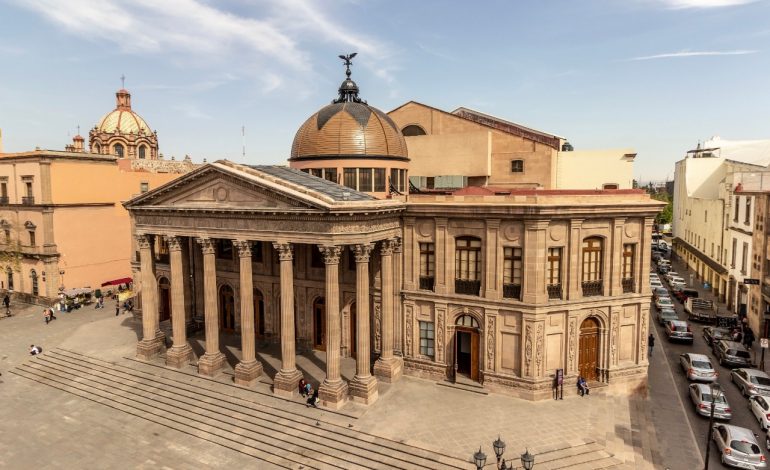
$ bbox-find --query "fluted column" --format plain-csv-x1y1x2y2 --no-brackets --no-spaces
318,245,348,409
374,238,404,383
393,238,403,356
136,234,163,360
272,242,303,397
165,235,193,368
196,237,226,376
234,240,263,386
349,243,378,404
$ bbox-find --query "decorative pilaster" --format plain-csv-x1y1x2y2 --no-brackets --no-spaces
317,245,348,409
374,238,403,383
349,243,378,404
234,240,263,386
567,219,584,300
196,237,226,377
434,218,448,294
393,238,403,356
484,219,501,299
136,234,163,360
641,217,655,296
610,218,625,296
272,242,302,397
522,220,549,304
165,235,193,368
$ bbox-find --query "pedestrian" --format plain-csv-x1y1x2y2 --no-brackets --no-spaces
304,381,312,397
43,308,51,325
29,344,41,355
306,388,319,408
115,301,120,317
2,294,9,313
576,375,589,397
744,328,755,350
299,378,307,397
648,333,655,357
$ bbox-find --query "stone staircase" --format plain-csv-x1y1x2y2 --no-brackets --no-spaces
12,349,625,470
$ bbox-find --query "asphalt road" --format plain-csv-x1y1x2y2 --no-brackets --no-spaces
653,256,768,470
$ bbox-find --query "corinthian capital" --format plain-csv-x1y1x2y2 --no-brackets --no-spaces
272,242,293,261
319,245,342,265
353,243,374,263
136,234,152,250
234,240,252,258
196,237,216,255
380,238,398,256
165,235,183,252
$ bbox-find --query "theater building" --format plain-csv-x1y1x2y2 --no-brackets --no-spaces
126,65,662,406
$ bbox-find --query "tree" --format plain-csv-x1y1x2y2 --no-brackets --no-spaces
651,193,672,225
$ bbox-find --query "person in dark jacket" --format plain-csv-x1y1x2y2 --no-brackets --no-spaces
306,388,319,408
577,376,589,396
648,333,655,357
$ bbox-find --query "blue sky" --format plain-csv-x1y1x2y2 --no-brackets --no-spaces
0,0,768,181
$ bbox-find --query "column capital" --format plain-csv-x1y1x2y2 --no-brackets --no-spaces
380,238,399,256
272,242,294,261
485,218,501,229
234,240,252,258
392,237,403,254
136,234,153,249
613,217,627,225
165,235,183,252
319,245,342,264
570,218,585,229
644,216,656,227
524,219,550,230
435,217,448,227
354,243,374,263
196,237,216,255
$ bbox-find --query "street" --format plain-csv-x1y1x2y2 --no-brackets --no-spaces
652,254,768,470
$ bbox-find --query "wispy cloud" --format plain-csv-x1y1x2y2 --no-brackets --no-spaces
174,104,212,120
628,49,758,60
656,0,757,8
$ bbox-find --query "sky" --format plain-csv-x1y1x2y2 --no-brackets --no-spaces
0,0,769,181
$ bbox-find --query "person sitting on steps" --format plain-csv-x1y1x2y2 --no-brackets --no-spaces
577,375,590,397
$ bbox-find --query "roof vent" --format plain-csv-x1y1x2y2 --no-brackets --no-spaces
561,141,574,151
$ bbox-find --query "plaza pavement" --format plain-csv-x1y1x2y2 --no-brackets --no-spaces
0,301,685,469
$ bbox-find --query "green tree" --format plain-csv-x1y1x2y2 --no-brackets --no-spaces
651,193,672,225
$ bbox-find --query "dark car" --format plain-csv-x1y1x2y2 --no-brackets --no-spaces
674,288,699,303
703,326,732,346
658,264,671,275
713,340,753,368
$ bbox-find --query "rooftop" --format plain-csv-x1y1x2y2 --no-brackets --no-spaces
246,165,376,202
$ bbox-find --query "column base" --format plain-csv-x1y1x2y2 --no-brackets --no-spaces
136,336,164,361
349,375,379,405
165,344,194,369
234,360,264,387
373,356,403,383
197,351,226,377
318,379,349,410
273,369,303,398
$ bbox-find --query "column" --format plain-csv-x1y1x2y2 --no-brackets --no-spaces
234,240,263,386
374,238,404,382
196,237,226,376
640,217,655,296
609,217,625,296
165,235,193,368
403,217,416,291
484,218,501,299
317,245,348,409
522,220,549,304
434,218,448,294
349,243,378,404
136,234,163,360
272,242,302,397
393,238,403,356
567,219,584,300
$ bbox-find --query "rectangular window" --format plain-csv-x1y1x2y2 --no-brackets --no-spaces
455,237,481,295
711,243,714,259
704,210,708,222
359,168,373,192
4,229,9,244
581,237,603,296
323,168,337,183
390,169,398,191
251,241,263,263
746,197,752,224
374,168,386,192
742,242,749,274
343,168,357,190
503,247,522,299
140,182,149,193
0,181,7,198
28,231,35,247
216,239,234,260
547,247,562,299
622,244,635,293
511,160,524,172
734,196,740,222
419,242,435,291
732,238,737,268
25,181,33,197
426,177,435,189
400,170,406,192
310,168,323,178
419,321,435,358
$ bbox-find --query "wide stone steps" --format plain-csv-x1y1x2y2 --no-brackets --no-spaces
14,349,467,470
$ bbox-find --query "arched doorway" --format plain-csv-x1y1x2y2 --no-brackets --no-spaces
254,288,265,338
30,269,38,296
579,317,601,381
454,314,480,382
349,302,357,358
219,285,235,333
313,297,326,351
158,277,171,322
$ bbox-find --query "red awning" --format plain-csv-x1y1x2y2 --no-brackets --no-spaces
101,277,133,287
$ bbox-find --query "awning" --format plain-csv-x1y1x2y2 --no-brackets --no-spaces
62,287,93,297
101,277,133,287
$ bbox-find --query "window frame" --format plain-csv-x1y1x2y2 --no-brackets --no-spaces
502,246,522,299
419,321,435,358
511,159,524,173
455,237,482,281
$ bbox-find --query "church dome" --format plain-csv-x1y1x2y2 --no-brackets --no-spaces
89,88,159,159
95,89,152,135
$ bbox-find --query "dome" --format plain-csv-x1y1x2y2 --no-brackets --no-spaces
96,109,151,135
290,101,408,160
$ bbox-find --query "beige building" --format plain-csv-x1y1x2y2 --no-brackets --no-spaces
126,64,662,405
0,88,194,301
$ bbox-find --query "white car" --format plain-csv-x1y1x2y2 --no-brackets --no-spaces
750,395,770,431
680,353,718,382
665,271,680,283
655,296,674,311
670,276,686,288
650,279,663,289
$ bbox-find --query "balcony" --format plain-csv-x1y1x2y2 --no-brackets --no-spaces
503,283,521,300
622,278,635,294
581,280,603,297
455,279,481,296
0,196,8,205
21,196,35,205
547,284,562,300
419,275,435,291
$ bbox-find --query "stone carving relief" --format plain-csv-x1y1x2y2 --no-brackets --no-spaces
549,222,566,242
417,220,434,238
535,323,544,375
640,309,648,361
611,311,619,365
373,302,382,353
405,306,413,358
501,222,523,243
525,324,533,376
487,316,496,370
436,309,445,363
568,317,577,371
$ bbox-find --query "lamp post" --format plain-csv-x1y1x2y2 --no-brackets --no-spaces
473,437,535,470
703,383,722,470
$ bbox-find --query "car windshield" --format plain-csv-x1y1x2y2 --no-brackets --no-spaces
730,441,760,455
729,350,751,359
662,311,677,317
702,393,727,403
714,328,730,337
660,299,672,305
692,361,712,369
750,376,770,386
673,325,689,332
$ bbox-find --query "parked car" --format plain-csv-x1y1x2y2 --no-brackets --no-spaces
749,395,770,431
658,264,671,275
712,424,766,469
651,279,663,290
713,340,753,368
658,258,671,267
653,287,669,302
674,288,699,303
665,320,694,343
652,252,662,263
655,296,674,311
704,327,732,346
657,307,679,325
690,383,732,419
670,276,686,289
665,271,680,283
680,353,718,382
732,369,770,397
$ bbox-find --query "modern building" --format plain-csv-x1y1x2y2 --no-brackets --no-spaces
126,62,662,405
0,88,195,301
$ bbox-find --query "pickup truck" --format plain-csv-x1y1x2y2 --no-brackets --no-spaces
685,297,716,322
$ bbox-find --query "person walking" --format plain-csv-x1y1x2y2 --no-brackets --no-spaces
648,333,655,358
3,294,9,316
43,308,51,325
115,301,120,317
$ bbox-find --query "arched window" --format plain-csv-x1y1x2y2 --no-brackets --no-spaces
455,314,480,328
455,236,482,296
113,143,124,158
138,145,146,159
401,125,426,136
581,237,603,296
94,143,101,154
30,269,38,296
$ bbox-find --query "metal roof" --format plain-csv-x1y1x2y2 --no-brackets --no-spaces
248,165,376,202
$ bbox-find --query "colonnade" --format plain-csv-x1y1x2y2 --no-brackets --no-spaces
134,233,403,408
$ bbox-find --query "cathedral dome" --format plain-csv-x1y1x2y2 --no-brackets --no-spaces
95,89,152,135
89,88,159,159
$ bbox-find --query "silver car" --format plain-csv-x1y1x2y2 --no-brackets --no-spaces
749,395,770,431
732,369,770,397
690,383,732,420
680,353,717,382
712,424,766,468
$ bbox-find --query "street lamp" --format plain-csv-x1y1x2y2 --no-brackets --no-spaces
472,437,534,470
703,383,723,470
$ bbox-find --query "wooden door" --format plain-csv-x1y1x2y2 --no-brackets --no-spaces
470,331,479,381
350,302,357,358
313,297,326,351
219,285,235,333
254,289,265,338
579,318,600,381
158,278,171,322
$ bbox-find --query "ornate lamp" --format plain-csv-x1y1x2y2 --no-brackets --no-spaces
473,447,487,470
521,449,535,470
493,436,506,462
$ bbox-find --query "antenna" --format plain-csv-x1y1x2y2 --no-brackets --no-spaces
241,125,245,160
120,74,126,89
77,125,80,136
